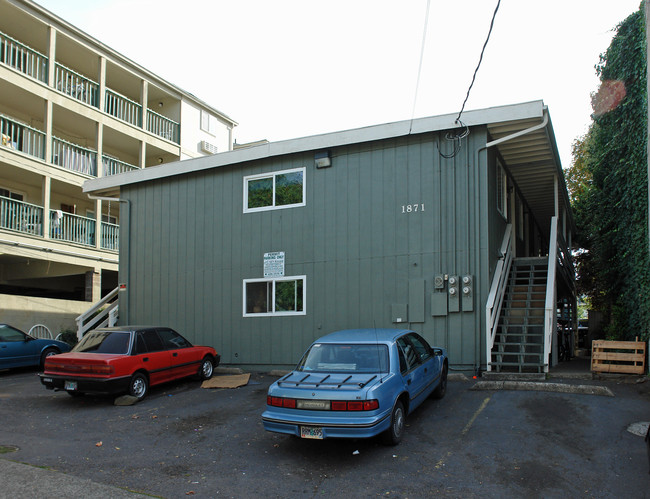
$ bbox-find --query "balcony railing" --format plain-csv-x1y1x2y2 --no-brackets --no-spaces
1,114,46,160
147,108,180,144
50,210,95,247
105,89,142,127
52,137,97,176
0,30,48,83
101,221,119,250
102,155,139,176
0,196,44,236
55,63,99,107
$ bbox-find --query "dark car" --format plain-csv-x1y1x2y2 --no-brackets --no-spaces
39,326,220,400
262,328,448,445
0,323,71,370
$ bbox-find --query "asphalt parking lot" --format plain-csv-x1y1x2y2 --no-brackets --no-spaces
0,366,649,498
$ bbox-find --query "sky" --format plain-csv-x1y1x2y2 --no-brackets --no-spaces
35,0,644,169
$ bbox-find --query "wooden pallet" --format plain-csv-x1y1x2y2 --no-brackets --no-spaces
591,339,647,374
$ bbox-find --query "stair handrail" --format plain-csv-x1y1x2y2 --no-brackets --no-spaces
544,217,559,372
485,224,514,371
75,286,119,340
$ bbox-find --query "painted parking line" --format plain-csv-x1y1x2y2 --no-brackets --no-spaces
435,396,491,470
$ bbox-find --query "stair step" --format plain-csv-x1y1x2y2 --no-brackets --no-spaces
489,361,547,367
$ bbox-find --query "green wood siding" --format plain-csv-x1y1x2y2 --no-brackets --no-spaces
120,128,496,369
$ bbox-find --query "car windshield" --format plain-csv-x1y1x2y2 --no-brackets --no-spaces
297,343,389,373
72,331,131,354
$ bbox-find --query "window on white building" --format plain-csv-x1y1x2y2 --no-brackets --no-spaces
200,110,218,135
243,276,306,316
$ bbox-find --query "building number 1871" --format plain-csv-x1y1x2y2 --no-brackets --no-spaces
401,203,424,213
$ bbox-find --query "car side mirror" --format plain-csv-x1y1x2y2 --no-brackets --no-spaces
433,348,443,356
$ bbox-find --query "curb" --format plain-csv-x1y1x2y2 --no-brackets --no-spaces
471,380,615,397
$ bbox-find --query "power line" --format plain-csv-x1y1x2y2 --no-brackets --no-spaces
456,0,501,124
409,0,431,133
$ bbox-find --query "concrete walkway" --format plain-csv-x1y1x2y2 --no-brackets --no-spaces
0,458,149,498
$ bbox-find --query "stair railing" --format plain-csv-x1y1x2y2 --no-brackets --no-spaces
543,217,559,372
485,224,513,371
75,286,119,340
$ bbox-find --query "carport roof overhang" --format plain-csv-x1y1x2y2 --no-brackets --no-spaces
84,99,573,236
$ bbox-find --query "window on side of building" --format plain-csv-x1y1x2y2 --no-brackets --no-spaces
496,160,507,220
0,187,24,201
243,167,305,213
243,276,306,316
200,110,218,135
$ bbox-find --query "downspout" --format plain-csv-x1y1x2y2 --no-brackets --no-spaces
87,195,130,325
474,109,550,373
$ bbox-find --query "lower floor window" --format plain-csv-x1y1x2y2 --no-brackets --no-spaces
243,276,306,316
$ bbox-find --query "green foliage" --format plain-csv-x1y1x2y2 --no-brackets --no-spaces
571,7,649,342
58,329,78,347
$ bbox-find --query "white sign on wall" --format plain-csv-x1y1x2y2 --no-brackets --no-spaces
264,251,285,277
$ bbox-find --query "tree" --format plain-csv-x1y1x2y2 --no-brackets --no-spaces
569,6,649,341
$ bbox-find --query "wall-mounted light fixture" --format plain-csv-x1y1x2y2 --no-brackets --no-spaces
157,157,164,164
314,150,331,168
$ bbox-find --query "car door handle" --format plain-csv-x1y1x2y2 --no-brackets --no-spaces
407,379,411,385
173,352,178,357
143,357,149,362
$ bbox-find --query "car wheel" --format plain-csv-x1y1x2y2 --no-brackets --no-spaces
198,357,214,380
39,348,58,370
382,400,405,446
432,362,448,399
128,372,148,401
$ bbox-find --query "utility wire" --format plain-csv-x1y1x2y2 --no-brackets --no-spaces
456,0,501,124
409,0,431,133
439,0,501,158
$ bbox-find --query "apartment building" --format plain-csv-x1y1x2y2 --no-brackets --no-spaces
0,0,236,331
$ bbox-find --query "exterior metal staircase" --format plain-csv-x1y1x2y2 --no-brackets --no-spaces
490,257,548,373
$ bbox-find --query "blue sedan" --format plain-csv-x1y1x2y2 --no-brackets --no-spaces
262,329,448,445
0,324,71,370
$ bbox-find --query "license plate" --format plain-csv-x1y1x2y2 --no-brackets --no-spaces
300,426,323,440
64,381,77,391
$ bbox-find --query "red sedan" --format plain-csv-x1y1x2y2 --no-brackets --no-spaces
39,326,220,400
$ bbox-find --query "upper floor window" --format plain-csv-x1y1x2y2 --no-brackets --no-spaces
0,187,24,201
496,160,507,220
200,110,219,135
243,167,305,213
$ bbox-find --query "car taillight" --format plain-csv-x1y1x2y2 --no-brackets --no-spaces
84,365,114,374
268,396,378,411
44,363,114,375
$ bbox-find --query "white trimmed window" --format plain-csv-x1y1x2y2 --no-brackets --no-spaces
200,110,218,135
496,160,507,219
243,167,305,213
243,276,306,316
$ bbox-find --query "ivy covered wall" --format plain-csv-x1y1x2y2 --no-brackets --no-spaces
568,5,649,341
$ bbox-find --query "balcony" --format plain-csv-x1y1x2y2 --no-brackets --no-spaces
0,31,48,83
55,62,99,107
102,155,139,176
0,197,118,251
1,30,181,145
1,114,46,160
147,108,180,143
52,137,97,176
0,196,44,236
105,88,142,127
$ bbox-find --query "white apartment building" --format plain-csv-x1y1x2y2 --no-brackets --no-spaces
0,0,236,332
